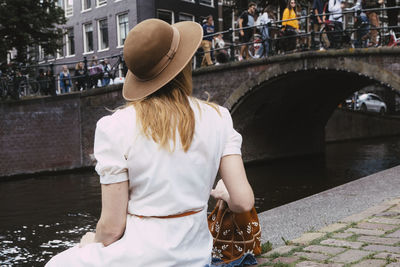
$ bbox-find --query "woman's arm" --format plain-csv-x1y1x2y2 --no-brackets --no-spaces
282,8,289,27
94,181,129,246
212,155,254,213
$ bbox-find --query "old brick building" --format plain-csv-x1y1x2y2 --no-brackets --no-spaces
40,0,220,75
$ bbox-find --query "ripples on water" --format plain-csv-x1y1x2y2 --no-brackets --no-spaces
0,172,101,265
1,137,400,265
0,213,96,265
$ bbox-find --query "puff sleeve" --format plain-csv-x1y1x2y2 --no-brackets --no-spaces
221,107,243,157
94,115,129,184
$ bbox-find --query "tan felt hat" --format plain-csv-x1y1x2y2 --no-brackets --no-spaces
122,19,203,101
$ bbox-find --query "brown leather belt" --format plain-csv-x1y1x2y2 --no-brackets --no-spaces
129,209,203,219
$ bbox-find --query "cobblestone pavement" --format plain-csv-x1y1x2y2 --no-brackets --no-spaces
254,197,400,267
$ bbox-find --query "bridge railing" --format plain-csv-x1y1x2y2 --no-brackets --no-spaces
194,5,400,68
1,5,399,99
0,53,128,100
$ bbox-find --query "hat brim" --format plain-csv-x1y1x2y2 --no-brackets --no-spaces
122,21,203,101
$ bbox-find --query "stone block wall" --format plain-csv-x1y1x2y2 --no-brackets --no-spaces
325,109,400,142
0,85,124,177
0,95,81,176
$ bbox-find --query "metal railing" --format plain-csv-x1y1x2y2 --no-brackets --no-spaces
194,5,400,68
1,6,399,100
0,54,127,100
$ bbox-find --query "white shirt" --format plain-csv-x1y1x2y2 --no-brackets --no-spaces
329,0,343,22
46,97,243,267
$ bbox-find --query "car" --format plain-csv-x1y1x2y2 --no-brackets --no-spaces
355,93,387,114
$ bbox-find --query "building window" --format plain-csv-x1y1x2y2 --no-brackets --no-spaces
179,13,194,22
82,0,91,11
83,23,94,53
56,0,73,16
200,0,214,6
97,0,107,7
56,0,63,7
98,19,109,51
38,45,45,61
56,39,64,58
66,28,75,56
65,0,73,16
157,10,174,24
117,13,129,47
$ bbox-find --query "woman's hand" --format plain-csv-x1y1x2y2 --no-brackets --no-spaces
211,179,230,202
79,232,96,248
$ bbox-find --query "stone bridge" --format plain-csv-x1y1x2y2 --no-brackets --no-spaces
2,48,400,177
192,48,400,161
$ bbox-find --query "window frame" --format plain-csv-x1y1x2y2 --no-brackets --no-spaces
178,12,195,22
64,0,73,17
56,40,65,59
81,0,91,12
65,28,75,57
116,13,129,48
97,18,109,51
96,0,107,7
157,9,175,24
199,0,214,7
83,23,94,54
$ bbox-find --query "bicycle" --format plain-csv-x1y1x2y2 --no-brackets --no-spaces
0,73,20,100
18,74,41,97
386,30,400,47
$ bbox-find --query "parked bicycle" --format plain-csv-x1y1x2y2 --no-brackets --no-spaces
0,71,21,100
18,74,41,97
386,30,400,47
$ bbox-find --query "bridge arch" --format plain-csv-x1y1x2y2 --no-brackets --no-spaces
193,48,400,162
224,51,400,110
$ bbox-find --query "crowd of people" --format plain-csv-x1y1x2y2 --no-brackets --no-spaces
59,56,115,94
199,0,392,66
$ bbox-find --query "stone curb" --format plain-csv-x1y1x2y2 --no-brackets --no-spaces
254,196,400,266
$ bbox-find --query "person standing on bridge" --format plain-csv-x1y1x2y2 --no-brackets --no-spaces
255,6,274,58
239,2,257,60
282,0,299,51
312,0,331,49
201,15,215,67
59,65,72,94
45,18,254,267
362,0,384,47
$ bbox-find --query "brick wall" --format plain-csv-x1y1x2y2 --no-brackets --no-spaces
0,85,124,177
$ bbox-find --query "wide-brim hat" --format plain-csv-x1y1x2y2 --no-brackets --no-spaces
122,19,203,101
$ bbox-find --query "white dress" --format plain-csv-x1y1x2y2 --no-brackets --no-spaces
46,97,242,267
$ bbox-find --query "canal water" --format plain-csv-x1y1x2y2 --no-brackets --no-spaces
1,136,400,265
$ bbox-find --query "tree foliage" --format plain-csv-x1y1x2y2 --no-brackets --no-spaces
0,0,66,63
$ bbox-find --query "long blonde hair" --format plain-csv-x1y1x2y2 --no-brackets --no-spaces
130,63,195,152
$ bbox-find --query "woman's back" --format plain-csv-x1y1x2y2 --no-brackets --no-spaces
95,98,241,217
46,19,253,267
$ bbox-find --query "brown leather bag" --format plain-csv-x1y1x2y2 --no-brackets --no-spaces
207,200,262,263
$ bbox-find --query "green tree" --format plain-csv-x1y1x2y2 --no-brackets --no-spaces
0,0,66,63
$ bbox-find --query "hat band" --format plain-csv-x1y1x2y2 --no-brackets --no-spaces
136,27,180,81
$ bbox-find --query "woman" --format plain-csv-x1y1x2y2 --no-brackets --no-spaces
89,56,103,88
59,65,72,94
256,7,273,58
74,62,86,91
282,0,299,51
46,19,254,267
